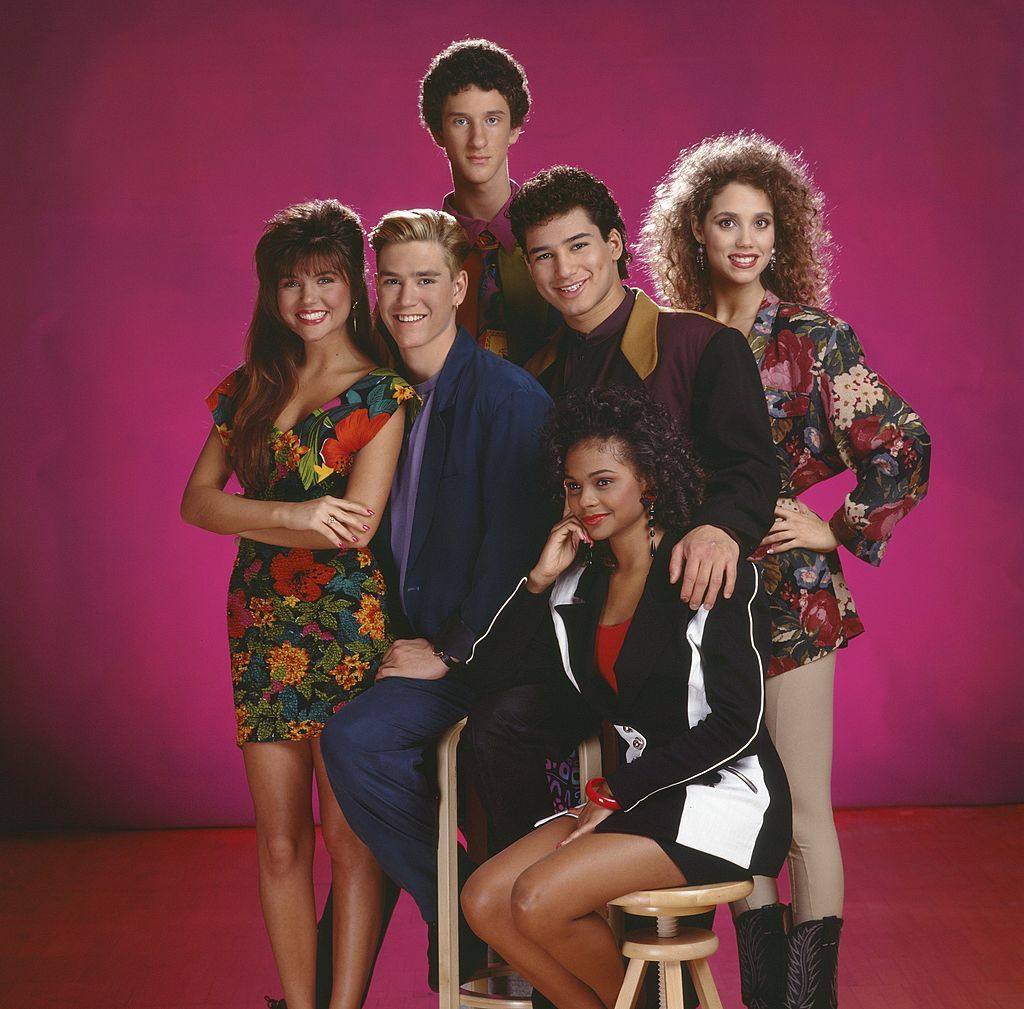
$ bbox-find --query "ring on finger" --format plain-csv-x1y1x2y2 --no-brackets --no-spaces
327,517,335,525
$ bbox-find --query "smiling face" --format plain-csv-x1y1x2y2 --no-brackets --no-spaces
435,86,520,191
276,262,353,346
564,437,649,545
692,182,775,294
375,239,467,379
524,207,625,332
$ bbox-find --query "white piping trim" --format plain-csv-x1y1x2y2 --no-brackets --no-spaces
621,562,765,812
463,576,528,664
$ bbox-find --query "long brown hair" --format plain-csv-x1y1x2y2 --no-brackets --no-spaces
231,199,383,491
640,132,833,310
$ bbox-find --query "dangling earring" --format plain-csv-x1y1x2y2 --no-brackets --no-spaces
641,492,657,559
696,244,705,270
769,249,777,270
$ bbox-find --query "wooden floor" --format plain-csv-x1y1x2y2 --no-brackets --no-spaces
1,806,1020,1009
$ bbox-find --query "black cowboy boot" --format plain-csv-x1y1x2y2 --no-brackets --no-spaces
784,916,843,1009
734,903,788,1009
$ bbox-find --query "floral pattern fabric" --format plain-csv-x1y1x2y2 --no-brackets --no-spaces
207,367,417,744
748,293,930,676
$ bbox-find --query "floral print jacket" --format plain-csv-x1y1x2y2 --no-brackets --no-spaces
750,292,931,675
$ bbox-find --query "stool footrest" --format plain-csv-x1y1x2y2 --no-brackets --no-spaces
621,926,719,961
458,965,533,1008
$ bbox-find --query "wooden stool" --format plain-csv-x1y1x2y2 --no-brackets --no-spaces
610,879,753,1009
436,718,604,1008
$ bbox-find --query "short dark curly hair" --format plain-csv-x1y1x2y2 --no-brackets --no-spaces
420,39,530,136
542,385,704,537
509,166,632,280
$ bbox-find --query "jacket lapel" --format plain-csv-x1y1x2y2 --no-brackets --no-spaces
619,289,720,382
402,330,475,614
610,538,680,706
553,563,606,702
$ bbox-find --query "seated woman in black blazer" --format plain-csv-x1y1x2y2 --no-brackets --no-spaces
461,386,792,1009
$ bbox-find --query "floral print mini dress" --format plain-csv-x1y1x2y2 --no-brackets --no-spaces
206,367,417,745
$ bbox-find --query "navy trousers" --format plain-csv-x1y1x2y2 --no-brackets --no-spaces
320,675,478,922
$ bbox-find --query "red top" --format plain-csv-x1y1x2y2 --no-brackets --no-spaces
595,619,632,693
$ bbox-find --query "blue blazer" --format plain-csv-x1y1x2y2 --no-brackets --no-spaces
378,328,553,666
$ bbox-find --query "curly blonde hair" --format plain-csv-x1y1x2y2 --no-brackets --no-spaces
639,132,833,310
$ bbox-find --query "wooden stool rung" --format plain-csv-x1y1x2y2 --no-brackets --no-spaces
621,925,719,961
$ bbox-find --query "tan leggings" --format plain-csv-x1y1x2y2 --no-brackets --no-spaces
731,652,844,924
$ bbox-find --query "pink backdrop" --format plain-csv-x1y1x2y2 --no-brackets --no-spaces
3,1,1020,828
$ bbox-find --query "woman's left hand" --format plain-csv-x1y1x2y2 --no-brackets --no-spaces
557,801,615,847
760,499,839,554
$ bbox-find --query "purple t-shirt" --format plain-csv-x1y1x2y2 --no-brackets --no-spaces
389,370,441,595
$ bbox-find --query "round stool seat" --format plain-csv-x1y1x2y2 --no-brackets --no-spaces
622,926,719,962
609,879,753,917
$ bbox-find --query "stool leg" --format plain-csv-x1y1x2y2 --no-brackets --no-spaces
688,958,725,1009
614,958,649,1009
663,960,685,1009
436,720,464,1009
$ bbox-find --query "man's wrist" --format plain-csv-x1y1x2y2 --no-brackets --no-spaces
695,523,741,548
430,644,460,669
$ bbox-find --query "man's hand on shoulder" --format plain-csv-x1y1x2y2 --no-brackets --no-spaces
668,525,740,610
376,638,450,681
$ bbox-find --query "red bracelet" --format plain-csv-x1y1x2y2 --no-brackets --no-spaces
585,777,621,810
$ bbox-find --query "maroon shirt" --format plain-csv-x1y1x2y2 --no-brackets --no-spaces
531,287,778,555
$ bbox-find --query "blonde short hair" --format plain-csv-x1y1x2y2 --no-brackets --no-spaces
370,209,470,279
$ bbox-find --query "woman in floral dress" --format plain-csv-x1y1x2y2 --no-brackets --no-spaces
640,134,930,1008
181,199,415,1009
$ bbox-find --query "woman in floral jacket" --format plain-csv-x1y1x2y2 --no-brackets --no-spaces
641,133,930,1009
181,200,414,1009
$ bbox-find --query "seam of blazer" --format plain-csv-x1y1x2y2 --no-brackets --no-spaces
463,576,528,664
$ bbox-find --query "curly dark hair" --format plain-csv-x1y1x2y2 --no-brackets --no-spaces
639,132,833,309
542,385,703,537
509,166,632,280
420,39,530,136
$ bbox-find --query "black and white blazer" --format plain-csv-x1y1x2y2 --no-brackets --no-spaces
468,535,791,873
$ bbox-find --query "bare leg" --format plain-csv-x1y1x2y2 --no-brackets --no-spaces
463,818,686,1009
311,739,386,1009
243,740,317,1009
